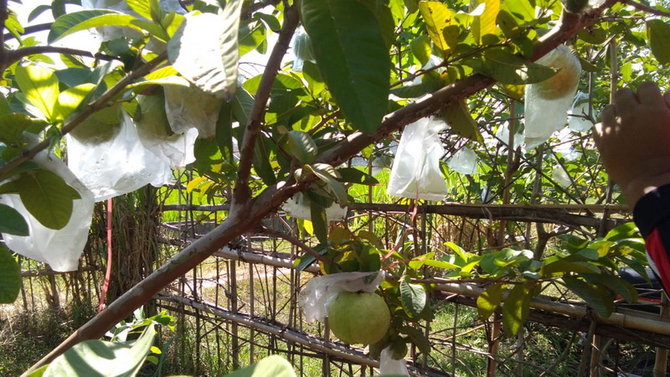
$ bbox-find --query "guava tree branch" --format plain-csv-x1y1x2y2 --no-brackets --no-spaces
3,46,118,66
620,0,670,17
0,0,7,73
24,3,617,374
231,5,299,208
0,52,167,182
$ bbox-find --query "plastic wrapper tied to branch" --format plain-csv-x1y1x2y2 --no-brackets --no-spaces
524,45,581,149
67,113,182,201
282,192,347,222
298,271,384,323
387,117,448,201
447,146,478,175
0,152,94,272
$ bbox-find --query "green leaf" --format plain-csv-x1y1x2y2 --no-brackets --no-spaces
476,283,503,320
55,83,96,122
48,10,141,43
410,35,432,67
252,135,277,185
24,364,48,377
400,280,427,318
336,167,379,185
0,204,29,236
647,20,670,65
224,355,296,377
281,130,318,165
308,197,328,244
0,246,21,303
0,113,38,144
400,326,431,354
13,169,81,230
477,48,556,84
168,3,243,100
306,163,348,205
502,283,531,336
14,64,59,122
581,273,638,304
301,0,390,134
562,277,613,318
440,98,483,143
44,324,156,377
418,1,458,55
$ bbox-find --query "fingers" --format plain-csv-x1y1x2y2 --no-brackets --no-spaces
637,81,665,106
612,87,638,113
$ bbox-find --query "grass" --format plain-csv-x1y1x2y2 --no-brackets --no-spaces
0,303,96,376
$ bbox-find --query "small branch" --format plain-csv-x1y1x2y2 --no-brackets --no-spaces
621,0,670,17
242,0,282,19
231,5,299,208
4,46,118,65
3,22,51,41
0,52,168,181
260,226,331,266
0,0,8,74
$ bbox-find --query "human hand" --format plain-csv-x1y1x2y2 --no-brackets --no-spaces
593,82,670,205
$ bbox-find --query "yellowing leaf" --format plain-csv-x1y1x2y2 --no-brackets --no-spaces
186,176,208,193
418,1,458,56
480,0,499,35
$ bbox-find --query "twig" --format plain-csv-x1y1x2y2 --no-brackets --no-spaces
4,45,118,65
621,0,670,17
0,0,7,74
0,52,167,181
231,5,299,208
3,22,51,41
260,226,331,266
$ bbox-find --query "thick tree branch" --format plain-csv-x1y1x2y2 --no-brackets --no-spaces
24,3,617,373
0,52,167,182
231,5,299,208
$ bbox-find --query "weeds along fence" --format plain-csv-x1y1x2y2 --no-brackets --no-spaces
8,189,670,377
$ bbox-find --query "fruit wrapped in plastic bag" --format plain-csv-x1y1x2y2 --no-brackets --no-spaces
387,117,448,201
0,151,94,272
299,271,389,345
524,45,581,149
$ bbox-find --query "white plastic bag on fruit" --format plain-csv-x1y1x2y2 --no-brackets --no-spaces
447,147,477,175
387,117,448,201
378,346,409,376
299,271,384,323
67,113,175,201
0,152,94,272
524,45,581,149
568,92,594,132
164,84,222,138
283,192,347,222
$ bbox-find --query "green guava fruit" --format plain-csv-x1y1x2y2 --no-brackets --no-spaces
134,88,173,138
327,291,390,345
534,46,581,100
69,105,122,144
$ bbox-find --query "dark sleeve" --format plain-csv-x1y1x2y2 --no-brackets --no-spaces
633,183,670,294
